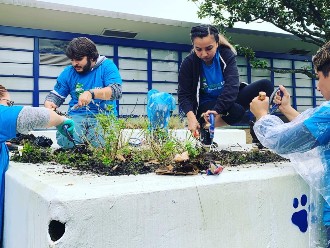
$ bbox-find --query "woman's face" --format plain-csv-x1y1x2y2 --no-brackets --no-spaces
193,34,218,65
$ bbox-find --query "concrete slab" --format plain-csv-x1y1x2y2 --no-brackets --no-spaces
4,161,325,248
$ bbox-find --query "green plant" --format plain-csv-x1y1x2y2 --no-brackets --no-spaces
144,128,184,165
184,141,201,159
10,129,288,176
93,110,126,164
11,142,52,164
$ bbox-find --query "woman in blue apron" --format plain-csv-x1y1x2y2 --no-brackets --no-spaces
0,84,74,246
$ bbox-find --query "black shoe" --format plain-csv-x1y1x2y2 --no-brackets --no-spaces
249,120,259,143
200,128,213,146
249,121,265,149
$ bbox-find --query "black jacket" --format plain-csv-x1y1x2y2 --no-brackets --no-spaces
178,45,240,115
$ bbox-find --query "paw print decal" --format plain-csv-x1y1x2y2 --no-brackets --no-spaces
291,194,308,233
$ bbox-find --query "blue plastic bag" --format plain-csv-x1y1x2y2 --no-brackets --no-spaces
147,89,176,129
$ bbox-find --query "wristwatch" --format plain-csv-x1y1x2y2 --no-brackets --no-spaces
88,89,95,99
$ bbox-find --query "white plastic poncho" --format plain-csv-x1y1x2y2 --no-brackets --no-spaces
254,101,330,247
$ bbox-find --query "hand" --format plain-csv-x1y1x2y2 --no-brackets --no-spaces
44,100,58,110
187,111,200,137
56,118,75,137
275,85,291,112
250,96,269,120
77,91,93,107
202,110,218,125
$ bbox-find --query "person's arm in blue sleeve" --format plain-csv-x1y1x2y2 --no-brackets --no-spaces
102,59,122,100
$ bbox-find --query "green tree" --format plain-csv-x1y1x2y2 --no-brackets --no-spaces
191,0,330,77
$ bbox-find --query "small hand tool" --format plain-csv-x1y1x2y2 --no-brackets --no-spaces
268,87,284,115
209,113,215,143
62,124,85,150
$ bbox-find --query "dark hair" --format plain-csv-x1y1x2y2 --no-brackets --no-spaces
65,37,99,61
318,61,330,78
313,41,330,78
190,24,220,43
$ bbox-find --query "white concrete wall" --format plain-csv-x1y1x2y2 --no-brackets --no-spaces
4,162,326,248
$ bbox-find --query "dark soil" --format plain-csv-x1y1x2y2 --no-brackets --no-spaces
9,133,289,176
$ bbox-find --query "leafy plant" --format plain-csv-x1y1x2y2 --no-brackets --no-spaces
184,140,202,159
11,141,52,164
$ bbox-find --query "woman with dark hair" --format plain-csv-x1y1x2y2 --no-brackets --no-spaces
178,24,273,145
0,84,74,245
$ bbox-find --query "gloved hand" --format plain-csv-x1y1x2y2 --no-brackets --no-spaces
56,118,75,137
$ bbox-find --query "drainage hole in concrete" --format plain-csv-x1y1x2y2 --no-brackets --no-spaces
49,220,65,242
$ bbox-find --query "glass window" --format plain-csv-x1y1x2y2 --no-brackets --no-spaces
152,61,178,72
152,49,178,60
236,56,247,66
39,39,69,54
273,59,292,69
118,47,147,58
119,59,147,70
0,35,34,50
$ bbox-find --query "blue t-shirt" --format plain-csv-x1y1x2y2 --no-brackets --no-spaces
199,51,225,105
0,105,23,143
55,58,122,116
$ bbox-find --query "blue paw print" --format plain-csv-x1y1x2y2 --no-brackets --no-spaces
291,194,308,232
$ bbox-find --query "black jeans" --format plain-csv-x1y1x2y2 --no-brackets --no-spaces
197,79,273,126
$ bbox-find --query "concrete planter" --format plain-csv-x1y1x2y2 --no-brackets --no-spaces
8,129,323,247
4,161,325,248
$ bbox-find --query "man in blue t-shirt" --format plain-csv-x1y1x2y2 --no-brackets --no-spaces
250,41,330,247
44,37,122,148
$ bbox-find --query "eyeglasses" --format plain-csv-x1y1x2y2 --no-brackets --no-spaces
0,98,14,107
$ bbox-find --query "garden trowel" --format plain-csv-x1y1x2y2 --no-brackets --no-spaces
199,113,216,151
62,124,85,150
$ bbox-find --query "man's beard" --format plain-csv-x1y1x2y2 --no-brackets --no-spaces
75,59,92,74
